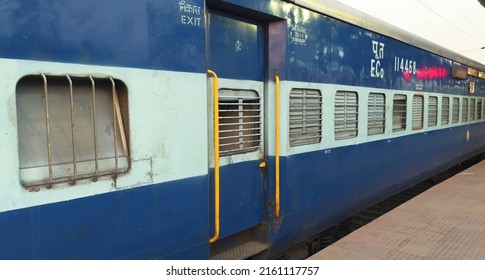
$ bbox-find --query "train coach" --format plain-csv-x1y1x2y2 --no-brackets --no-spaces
1,0,485,259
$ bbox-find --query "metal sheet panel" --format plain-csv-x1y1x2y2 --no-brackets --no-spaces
208,11,264,81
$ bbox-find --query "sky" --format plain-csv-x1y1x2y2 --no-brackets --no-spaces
335,0,485,65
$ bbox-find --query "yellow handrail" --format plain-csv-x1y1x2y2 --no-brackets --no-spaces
208,69,220,243
275,73,280,218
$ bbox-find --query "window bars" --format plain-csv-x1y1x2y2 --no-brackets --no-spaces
218,89,261,156
452,98,460,124
462,98,469,122
16,74,129,188
442,97,450,125
289,89,322,146
335,91,359,140
470,99,476,121
392,94,407,132
412,95,424,130
368,93,385,135
478,99,483,120
428,96,438,127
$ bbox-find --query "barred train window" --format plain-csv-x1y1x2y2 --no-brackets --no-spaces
218,89,261,156
392,94,407,132
16,75,129,188
441,97,450,125
452,97,459,124
289,89,322,147
428,96,438,127
412,95,424,130
482,100,485,119
470,99,476,121
462,98,468,122
335,91,358,140
477,99,482,120
368,93,385,136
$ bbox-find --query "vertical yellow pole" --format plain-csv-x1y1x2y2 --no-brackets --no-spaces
208,70,220,243
275,74,280,218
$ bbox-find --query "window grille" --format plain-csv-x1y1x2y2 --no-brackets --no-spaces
482,100,485,119
16,74,129,188
218,89,261,156
462,98,468,122
392,94,407,132
412,95,423,130
470,99,476,121
428,96,438,127
478,99,483,120
441,97,450,125
452,97,459,124
368,93,385,136
289,89,322,147
335,91,358,140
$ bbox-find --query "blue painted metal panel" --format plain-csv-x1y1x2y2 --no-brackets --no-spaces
2,0,483,93
266,123,485,255
0,0,206,73
217,0,485,94
208,11,264,81
0,175,209,259
209,161,265,240
283,7,477,94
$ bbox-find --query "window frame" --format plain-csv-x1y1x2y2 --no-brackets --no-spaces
218,89,262,156
411,94,424,130
334,91,359,140
16,74,130,189
478,99,483,120
288,88,323,147
392,94,407,132
470,98,476,121
428,96,438,127
367,92,386,136
462,97,469,123
441,96,450,125
452,97,460,124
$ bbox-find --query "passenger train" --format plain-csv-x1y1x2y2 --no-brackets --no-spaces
1,0,485,259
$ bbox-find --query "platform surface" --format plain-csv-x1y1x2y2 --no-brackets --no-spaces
309,160,485,260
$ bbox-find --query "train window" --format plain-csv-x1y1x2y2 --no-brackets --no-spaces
482,98,485,119
462,98,468,122
470,98,477,121
392,94,407,132
452,98,459,124
441,97,450,125
428,96,438,127
478,99,483,120
16,74,129,188
289,89,322,147
367,93,385,136
335,91,358,140
219,89,261,156
412,95,424,130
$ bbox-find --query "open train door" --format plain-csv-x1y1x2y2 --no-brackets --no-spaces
206,9,269,259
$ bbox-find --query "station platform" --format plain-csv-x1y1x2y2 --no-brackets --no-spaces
308,160,485,260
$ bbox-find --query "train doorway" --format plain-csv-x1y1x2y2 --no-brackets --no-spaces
206,9,267,250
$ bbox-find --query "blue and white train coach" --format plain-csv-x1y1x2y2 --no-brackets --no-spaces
1,0,485,259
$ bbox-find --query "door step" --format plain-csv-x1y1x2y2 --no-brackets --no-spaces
210,240,269,260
